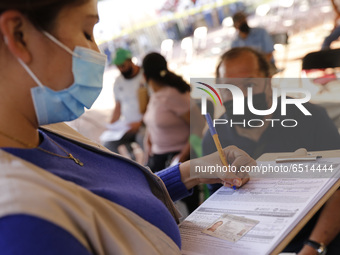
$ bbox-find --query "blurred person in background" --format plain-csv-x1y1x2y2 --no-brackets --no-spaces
205,47,340,184
142,52,205,214
142,52,191,173
322,0,340,49
102,48,147,157
231,12,277,74
203,47,340,255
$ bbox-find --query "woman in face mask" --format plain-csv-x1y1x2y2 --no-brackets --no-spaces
0,1,253,254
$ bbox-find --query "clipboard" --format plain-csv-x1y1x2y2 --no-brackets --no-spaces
180,148,340,255
257,148,340,162
257,148,340,254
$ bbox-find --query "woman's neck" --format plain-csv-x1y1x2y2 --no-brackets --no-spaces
0,89,40,148
0,55,41,148
149,80,165,93
0,110,40,148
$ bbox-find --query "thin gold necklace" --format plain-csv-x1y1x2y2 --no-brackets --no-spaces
0,130,84,166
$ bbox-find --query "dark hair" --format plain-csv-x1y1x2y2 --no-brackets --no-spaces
142,52,191,93
215,60,222,79
0,0,88,31
218,47,270,77
232,11,247,24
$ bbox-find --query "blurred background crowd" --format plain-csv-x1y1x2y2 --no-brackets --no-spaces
65,0,340,224
70,0,340,147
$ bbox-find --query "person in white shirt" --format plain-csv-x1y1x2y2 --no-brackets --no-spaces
103,48,146,155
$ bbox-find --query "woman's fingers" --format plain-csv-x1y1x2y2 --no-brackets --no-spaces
192,145,255,188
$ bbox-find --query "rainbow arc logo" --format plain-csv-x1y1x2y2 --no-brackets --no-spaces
196,82,222,106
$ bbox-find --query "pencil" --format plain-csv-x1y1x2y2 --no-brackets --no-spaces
205,113,237,190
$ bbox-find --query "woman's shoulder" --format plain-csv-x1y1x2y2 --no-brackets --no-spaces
0,150,87,249
0,149,80,216
0,150,127,254
0,150,181,255
163,86,188,94
160,87,190,101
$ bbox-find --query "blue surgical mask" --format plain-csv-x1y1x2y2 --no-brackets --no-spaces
17,31,107,125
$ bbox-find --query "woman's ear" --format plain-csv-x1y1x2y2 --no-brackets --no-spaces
0,10,32,63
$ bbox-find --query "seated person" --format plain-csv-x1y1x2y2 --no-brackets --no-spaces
102,48,147,157
202,47,340,254
142,52,191,172
231,12,277,74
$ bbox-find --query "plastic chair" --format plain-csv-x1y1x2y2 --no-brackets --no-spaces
189,99,215,203
160,39,174,60
181,37,193,63
302,49,340,70
190,98,215,159
193,26,208,52
222,17,236,38
271,32,289,46
301,49,340,91
271,32,289,73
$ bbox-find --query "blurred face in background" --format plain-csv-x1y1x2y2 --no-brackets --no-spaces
233,16,250,34
117,59,134,78
219,51,271,102
219,51,273,126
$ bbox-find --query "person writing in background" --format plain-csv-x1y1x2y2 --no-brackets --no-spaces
0,1,252,254
204,47,340,177
142,52,191,172
203,47,340,255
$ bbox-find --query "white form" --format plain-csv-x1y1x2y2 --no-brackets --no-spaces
99,120,130,142
180,157,340,255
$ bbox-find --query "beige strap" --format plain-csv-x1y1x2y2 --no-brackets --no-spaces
41,123,182,222
0,150,180,254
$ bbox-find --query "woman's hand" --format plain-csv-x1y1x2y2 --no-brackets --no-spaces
179,145,255,190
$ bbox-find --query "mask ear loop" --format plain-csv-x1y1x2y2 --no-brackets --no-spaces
17,58,45,88
42,31,80,58
3,36,45,88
